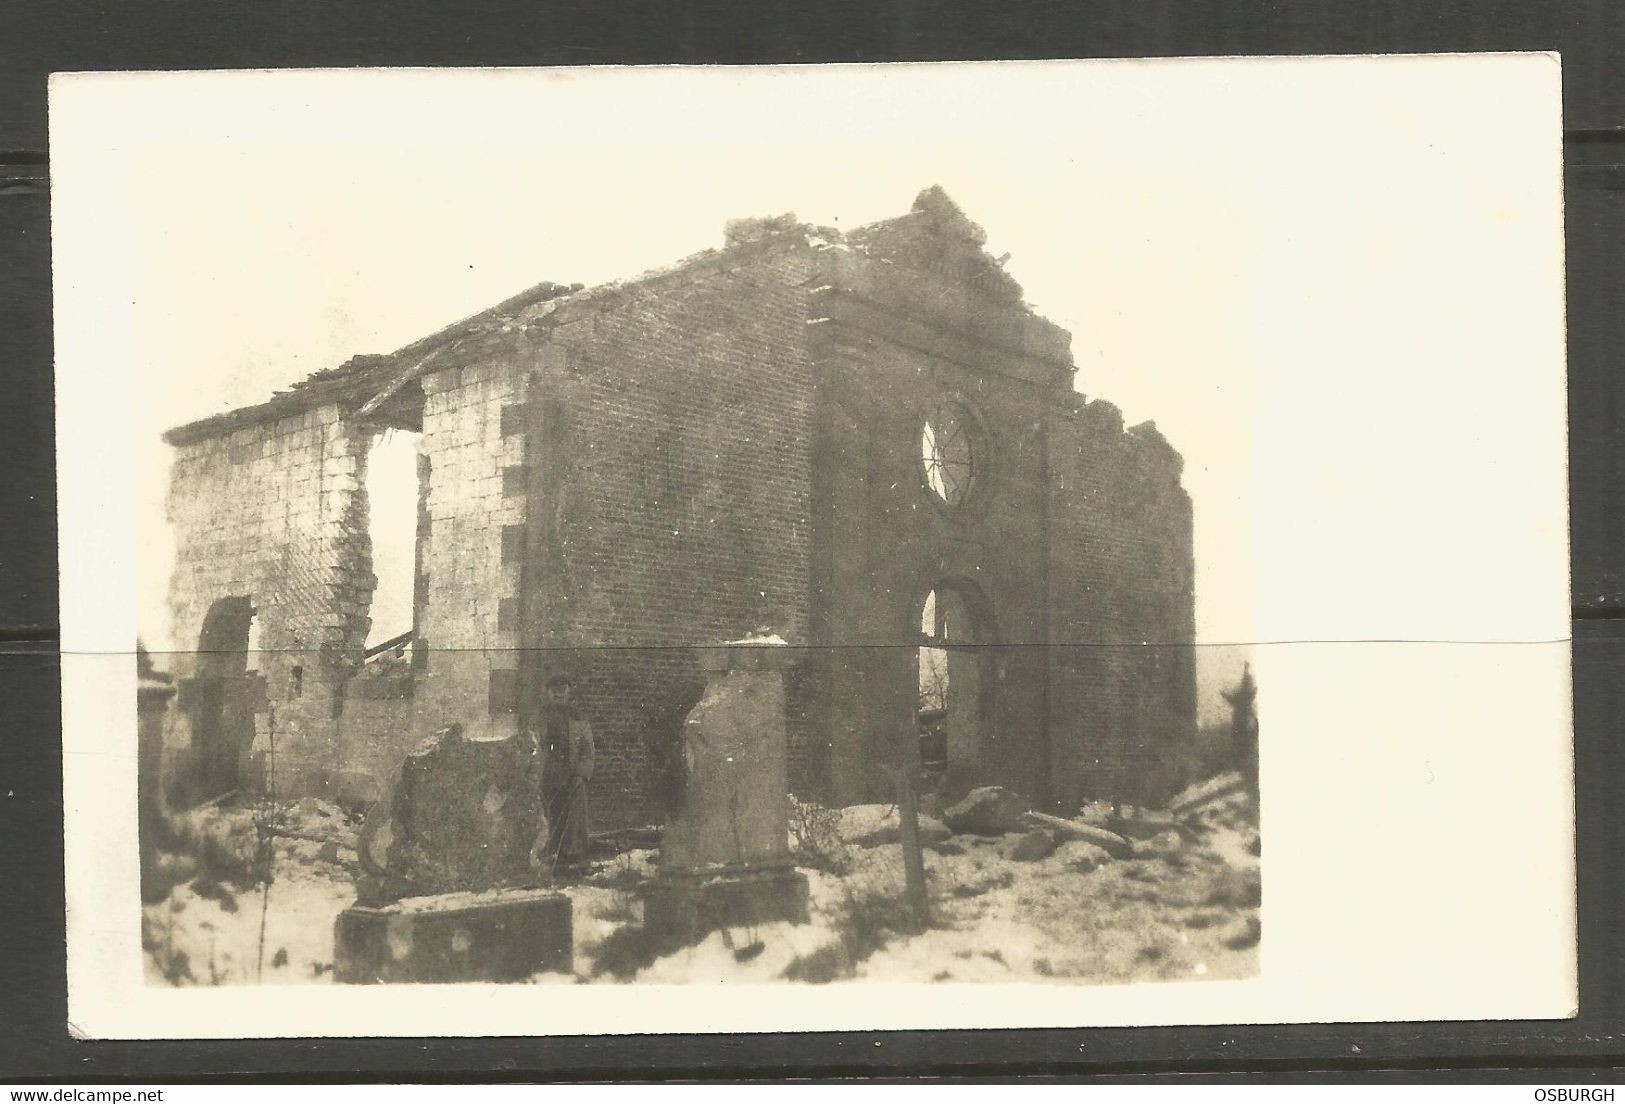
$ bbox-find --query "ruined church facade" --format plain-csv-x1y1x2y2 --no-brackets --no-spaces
160,188,1197,826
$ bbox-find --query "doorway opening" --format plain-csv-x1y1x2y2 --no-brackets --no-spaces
191,595,260,802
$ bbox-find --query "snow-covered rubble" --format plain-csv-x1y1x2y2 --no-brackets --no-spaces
145,780,1260,987
836,803,950,848
143,797,360,985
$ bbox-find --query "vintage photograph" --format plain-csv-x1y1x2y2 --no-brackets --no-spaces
54,56,1573,1033
136,180,1259,988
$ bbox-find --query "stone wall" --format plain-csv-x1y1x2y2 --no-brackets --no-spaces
163,402,376,794
330,672,415,807
412,355,532,746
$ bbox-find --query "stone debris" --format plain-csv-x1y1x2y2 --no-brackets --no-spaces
942,785,1029,837
1222,914,1262,951
1052,839,1113,873
144,786,1261,988
1020,811,1133,859
1000,828,1060,863
1132,829,1185,859
1168,770,1246,818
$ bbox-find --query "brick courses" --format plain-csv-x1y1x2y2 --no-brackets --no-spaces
163,404,382,796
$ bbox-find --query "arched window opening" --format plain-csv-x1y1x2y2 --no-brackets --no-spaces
916,582,993,802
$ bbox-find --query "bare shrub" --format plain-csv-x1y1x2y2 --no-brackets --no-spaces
168,802,281,890
787,794,851,874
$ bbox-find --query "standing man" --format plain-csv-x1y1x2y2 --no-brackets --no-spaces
536,674,596,875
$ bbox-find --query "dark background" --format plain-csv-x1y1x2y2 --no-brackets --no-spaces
1,0,1621,1082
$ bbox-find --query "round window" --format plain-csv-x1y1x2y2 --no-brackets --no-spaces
921,401,983,507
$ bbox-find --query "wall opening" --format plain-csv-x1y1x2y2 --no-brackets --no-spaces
362,428,422,654
190,595,259,802
921,400,983,507
916,582,993,802
245,609,264,673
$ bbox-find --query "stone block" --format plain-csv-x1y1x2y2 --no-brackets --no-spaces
1001,828,1059,862
334,888,572,983
1130,828,1185,859
502,465,527,497
501,523,526,564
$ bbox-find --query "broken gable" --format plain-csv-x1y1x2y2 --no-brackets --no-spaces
845,185,1027,308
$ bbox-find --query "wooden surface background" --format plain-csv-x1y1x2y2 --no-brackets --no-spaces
1,0,1620,1080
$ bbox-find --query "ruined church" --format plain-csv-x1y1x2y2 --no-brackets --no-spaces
161,187,1197,827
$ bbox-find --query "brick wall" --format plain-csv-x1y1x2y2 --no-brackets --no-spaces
159,196,1198,826
804,326,1059,806
1046,400,1197,810
516,244,820,827
801,225,1077,811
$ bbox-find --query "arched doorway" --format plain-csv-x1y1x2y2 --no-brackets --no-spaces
191,596,260,802
916,581,994,803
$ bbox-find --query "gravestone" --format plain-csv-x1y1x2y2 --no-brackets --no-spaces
641,638,810,946
334,723,574,983
371,723,542,896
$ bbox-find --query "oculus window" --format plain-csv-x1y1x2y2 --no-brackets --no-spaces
921,400,983,507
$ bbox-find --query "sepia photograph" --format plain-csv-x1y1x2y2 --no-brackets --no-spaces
52,56,1573,1036
136,177,1258,990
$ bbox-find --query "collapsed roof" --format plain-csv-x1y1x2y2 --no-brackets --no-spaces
163,187,1032,446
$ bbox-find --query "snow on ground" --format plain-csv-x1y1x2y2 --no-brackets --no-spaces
144,784,1259,987
143,798,360,985
859,831,1259,984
